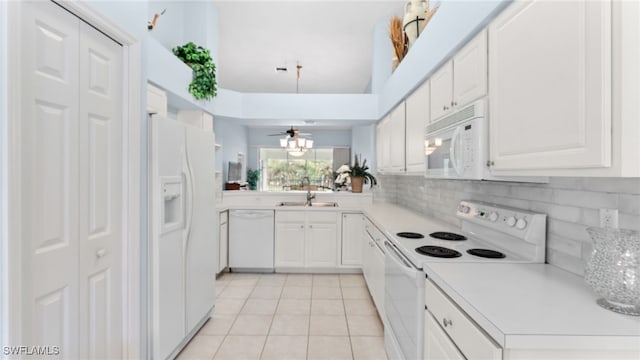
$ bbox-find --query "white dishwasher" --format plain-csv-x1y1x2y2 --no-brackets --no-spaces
229,209,275,272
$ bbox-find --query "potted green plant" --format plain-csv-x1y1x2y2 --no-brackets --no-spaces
172,42,217,100
247,168,260,191
349,154,377,193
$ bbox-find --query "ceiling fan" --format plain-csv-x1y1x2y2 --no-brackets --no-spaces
268,126,312,138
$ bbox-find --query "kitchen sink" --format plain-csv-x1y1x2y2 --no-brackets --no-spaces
276,201,338,207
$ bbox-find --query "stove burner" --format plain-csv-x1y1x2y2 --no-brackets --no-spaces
467,248,506,259
396,232,424,239
416,246,462,258
430,232,467,241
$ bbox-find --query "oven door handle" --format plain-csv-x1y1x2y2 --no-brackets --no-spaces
385,241,419,278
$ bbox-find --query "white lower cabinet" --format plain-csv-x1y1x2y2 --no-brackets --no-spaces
425,279,502,360
341,213,363,266
424,311,465,360
218,210,228,273
275,211,338,268
362,217,385,320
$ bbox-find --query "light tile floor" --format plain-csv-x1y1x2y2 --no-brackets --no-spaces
177,273,388,360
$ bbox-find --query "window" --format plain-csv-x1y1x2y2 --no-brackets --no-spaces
258,148,349,191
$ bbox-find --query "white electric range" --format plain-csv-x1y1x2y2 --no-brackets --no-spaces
383,200,547,360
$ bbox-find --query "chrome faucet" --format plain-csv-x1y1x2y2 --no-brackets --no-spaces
302,177,315,205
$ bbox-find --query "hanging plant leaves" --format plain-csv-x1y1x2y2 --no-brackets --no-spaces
172,42,218,101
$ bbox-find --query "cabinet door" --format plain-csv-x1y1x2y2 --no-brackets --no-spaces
453,30,487,108
390,103,406,172
379,116,392,172
405,81,429,173
275,222,306,267
218,213,228,272
306,223,338,267
341,213,363,266
489,0,611,171
424,312,465,360
430,61,453,121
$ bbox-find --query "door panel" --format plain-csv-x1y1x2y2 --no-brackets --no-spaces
489,0,611,170
151,117,187,359
185,126,217,331
21,2,80,357
306,223,338,267
430,62,453,120
453,30,487,108
78,20,123,360
275,223,305,267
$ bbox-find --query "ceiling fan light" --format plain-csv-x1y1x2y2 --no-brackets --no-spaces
298,138,306,147
280,138,288,147
305,139,314,149
288,140,296,149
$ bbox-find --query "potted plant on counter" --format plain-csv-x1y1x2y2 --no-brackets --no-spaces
349,155,377,193
247,168,260,191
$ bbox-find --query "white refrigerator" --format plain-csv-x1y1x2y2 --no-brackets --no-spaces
149,115,217,359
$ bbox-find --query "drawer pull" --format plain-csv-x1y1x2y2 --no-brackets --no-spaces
443,318,452,327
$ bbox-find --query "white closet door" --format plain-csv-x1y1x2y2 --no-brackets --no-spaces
21,2,80,358
78,20,123,359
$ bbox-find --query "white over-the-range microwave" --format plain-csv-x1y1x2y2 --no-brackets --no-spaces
424,99,546,182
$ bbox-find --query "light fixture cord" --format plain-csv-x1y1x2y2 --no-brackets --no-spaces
296,63,302,93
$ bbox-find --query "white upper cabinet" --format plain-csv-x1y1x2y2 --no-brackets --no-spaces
430,31,487,121
405,81,430,173
430,62,453,120
488,0,614,173
147,83,167,118
390,103,406,173
453,31,488,109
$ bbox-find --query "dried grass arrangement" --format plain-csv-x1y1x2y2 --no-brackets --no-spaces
389,16,408,70
422,0,440,32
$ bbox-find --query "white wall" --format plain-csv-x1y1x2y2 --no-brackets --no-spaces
215,120,249,185
147,0,185,50
370,19,392,94
351,125,376,174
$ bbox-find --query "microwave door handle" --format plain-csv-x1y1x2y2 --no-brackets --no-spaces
449,126,463,176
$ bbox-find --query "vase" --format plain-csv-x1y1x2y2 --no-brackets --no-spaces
403,0,427,49
585,227,640,316
351,176,364,193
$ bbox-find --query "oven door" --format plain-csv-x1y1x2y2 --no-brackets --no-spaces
384,241,425,360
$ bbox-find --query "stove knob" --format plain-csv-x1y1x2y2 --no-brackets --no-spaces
506,216,517,227
516,218,527,230
458,205,470,214
488,212,498,222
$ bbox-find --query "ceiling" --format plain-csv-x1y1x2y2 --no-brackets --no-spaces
213,1,403,94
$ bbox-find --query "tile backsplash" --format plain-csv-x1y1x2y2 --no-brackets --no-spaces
374,175,640,276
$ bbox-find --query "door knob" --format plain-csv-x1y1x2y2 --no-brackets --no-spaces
96,248,107,258
442,318,452,327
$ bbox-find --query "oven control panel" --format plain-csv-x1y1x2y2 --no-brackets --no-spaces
456,200,546,238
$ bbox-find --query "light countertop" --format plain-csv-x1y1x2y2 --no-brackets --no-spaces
424,262,640,351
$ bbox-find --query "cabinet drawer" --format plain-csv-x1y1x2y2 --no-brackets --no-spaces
276,211,306,223
425,279,502,359
307,211,337,224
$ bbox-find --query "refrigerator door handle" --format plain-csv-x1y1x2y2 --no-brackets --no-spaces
182,146,194,253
